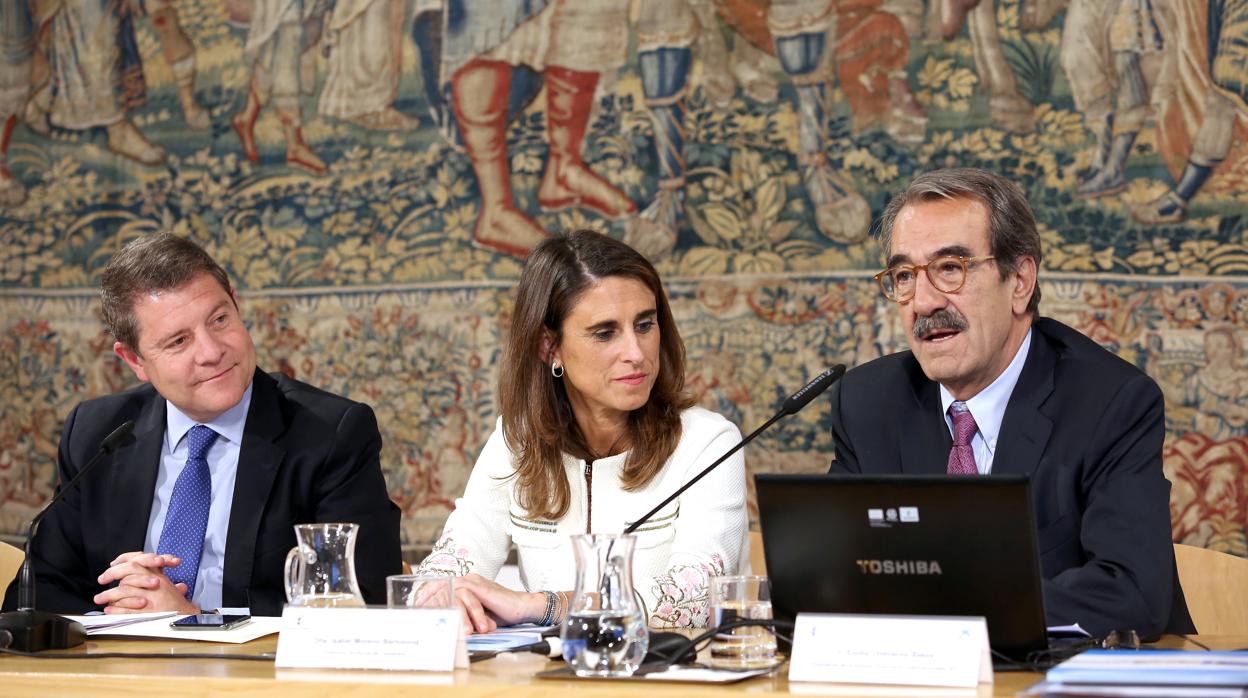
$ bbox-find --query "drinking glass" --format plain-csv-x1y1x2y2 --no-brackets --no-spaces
708,574,778,668
386,575,455,608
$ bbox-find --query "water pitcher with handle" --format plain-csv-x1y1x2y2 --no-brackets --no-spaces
560,533,649,676
284,522,365,607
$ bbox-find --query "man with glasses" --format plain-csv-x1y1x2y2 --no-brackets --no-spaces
828,168,1193,640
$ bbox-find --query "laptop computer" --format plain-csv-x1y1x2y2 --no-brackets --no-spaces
755,473,1049,661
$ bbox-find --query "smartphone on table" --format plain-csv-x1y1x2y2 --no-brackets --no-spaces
170,614,252,630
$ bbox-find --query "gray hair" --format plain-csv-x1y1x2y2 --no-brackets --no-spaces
877,168,1042,315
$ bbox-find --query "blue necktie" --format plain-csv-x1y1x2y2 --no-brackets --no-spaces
157,425,218,599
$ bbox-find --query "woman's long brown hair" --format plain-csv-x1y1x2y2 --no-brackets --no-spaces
499,230,694,521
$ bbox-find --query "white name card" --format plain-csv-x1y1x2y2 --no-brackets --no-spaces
788,613,992,688
275,607,467,671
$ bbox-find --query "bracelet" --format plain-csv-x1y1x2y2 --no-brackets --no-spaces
537,590,557,626
549,589,564,629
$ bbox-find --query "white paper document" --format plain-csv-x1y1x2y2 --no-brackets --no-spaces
1046,623,1090,636
1022,682,1248,697
640,666,776,683
1046,650,1248,686
69,613,283,643
67,611,177,635
466,624,550,653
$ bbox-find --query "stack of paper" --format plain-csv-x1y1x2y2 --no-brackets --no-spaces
66,613,282,644
465,624,549,654
1047,650,1248,685
1024,649,1248,698
68,611,177,635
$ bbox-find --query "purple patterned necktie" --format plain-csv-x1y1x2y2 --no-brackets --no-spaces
947,402,979,475
157,425,219,599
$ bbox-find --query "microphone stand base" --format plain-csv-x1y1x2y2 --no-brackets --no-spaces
0,610,87,652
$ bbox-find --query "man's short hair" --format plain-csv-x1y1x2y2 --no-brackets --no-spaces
877,168,1043,315
100,234,234,352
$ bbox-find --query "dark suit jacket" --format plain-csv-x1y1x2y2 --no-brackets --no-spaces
828,318,1194,639
3,369,402,616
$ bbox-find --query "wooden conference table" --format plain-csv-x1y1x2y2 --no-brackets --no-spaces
1,634,1243,697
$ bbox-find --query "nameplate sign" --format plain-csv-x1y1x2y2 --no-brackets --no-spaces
788,613,992,687
275,607,467,671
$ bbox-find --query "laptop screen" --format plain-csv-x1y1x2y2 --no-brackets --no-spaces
755,473,1048,659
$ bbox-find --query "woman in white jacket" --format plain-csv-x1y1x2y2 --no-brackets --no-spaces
417,229,748,633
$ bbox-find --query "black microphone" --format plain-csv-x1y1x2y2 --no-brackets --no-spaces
0,420,135,652
624,366,845,535
781,365,844,415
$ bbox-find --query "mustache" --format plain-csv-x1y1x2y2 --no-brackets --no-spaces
913,309,968,340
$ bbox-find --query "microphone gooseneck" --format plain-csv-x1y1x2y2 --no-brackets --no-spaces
781,365,845,415
0,420,134,652
17,420,135,613
623,366,845,536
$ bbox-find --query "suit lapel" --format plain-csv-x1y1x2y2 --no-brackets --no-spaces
222,370,286,608
900,358,953,475
106,393,165,554
993,328,1055,477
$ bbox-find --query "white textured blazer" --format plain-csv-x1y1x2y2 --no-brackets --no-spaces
418,407,750,628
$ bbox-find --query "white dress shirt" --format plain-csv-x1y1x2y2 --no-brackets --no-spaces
939,329,1033,474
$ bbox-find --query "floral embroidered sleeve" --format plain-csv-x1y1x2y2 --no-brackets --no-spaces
649,553,726,628
643,410,748,629
414,536,475,576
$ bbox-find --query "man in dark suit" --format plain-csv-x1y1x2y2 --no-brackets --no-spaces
3,234,401,616
829,168,1193,639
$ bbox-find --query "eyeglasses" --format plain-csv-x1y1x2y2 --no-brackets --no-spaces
874,255,996,303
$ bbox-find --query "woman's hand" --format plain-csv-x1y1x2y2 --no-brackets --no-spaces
451,573,547,634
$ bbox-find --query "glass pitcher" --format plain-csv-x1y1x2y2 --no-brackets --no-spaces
284,522,366,608
560,533,649,676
